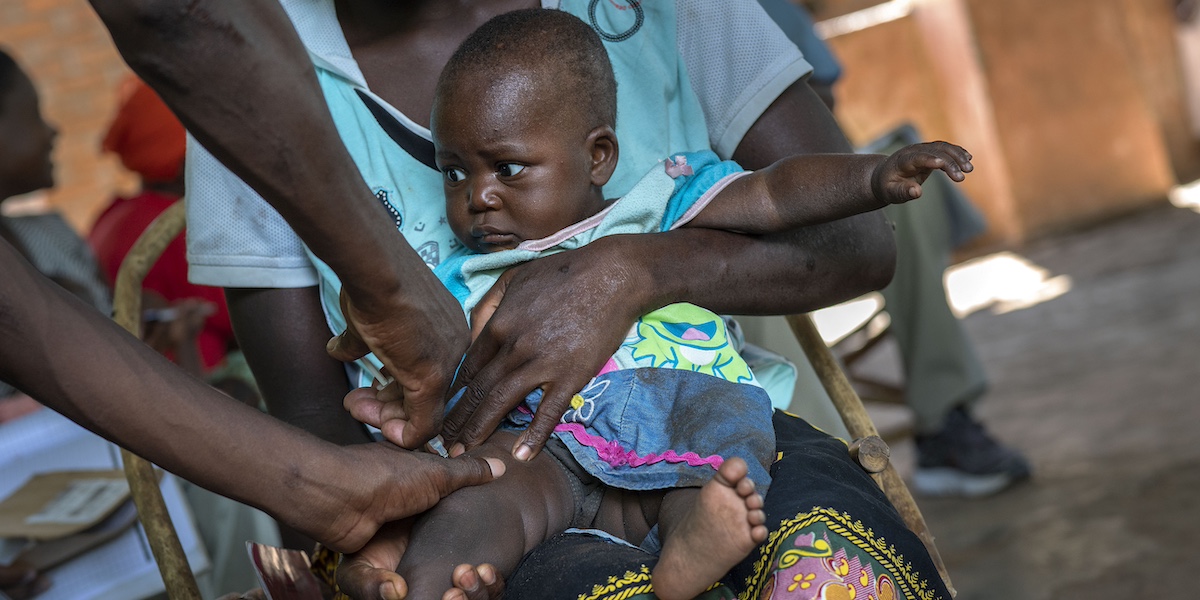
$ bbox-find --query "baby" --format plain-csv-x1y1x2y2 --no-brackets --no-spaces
346,9,973,600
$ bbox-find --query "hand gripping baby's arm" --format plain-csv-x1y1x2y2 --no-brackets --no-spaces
685,141,973,234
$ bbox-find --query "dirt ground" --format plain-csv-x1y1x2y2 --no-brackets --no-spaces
859,203,1200,599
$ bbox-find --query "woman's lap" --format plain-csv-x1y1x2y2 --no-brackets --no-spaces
506,411,952,600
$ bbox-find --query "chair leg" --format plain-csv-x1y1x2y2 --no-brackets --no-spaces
786,313,956,597
112,202,201,600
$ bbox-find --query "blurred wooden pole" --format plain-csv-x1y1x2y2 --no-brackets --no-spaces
111,201,200,600
787,313,955,597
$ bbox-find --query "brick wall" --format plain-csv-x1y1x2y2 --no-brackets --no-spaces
2,0,137,233
815,0,1195,245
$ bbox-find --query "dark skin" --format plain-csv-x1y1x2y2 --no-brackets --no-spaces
338,59,971,600
435,76,896,461
338,0,895,460
90,0,891,457
90,0,472,456
85,0,894,593
0,238,503,554
0,62,503,556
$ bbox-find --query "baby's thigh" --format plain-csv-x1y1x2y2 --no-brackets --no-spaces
591,486,673,547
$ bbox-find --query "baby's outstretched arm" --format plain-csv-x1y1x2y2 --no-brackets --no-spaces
686,141,973,233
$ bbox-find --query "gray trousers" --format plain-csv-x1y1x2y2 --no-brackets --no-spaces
738,171,988,437
881,175,989,434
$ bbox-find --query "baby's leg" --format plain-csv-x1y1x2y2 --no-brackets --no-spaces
398,432,576,599
651,457,768,600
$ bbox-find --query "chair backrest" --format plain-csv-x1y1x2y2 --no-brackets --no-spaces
111,201,201,600
787,313,955,595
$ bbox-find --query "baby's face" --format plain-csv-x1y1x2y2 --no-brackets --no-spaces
432,72,606,253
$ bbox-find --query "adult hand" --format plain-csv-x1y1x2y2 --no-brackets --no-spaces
312,442,503,553
327,283,469,450
440,238,650,461
335,520,412,600
339,532,506,600
872,141,973,204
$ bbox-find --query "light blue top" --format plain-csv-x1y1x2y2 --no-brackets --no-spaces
435,151,776,495
183,1,807,402
304,6,739,387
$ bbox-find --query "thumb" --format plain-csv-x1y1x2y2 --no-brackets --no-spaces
469,296,500,342
393,388,444,450
431,455,506,500
327,327,373,363
336,526,410,600
470,269,514,341
328,289,373,362
336,563,407,600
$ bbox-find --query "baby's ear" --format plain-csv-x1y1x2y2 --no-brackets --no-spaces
586,125,619,187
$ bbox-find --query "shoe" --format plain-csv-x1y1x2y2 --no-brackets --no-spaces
912,406,1031,497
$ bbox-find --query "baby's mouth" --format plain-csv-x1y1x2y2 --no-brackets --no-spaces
472,224,520,249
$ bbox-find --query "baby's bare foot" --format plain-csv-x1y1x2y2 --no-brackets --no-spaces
652,457,767,600
441,563,504,600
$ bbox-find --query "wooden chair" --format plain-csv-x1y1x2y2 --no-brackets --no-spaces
811,294,915,445
787,313,953,595
110,201,202,599
112,203,953,598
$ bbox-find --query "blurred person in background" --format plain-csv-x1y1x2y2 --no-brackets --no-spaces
0,46,108,426
89,76,280,595
0,51,274,597
90,77,248,387
758,0,1031,498
0,53,502,596
0,43,102,600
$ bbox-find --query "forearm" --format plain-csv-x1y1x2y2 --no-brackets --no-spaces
689,154,889,233
226,287,371,446
0,243,366,535
664,80,895,314
87,0,433,304
594,217,893,317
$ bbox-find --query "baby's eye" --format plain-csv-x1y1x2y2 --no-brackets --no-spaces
443,167,467,183
497,163,525,177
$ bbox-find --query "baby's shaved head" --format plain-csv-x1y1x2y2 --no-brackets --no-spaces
437,9,617,132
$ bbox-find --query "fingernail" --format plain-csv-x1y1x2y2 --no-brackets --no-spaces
449,443,465,457
484,457,506,478
380,582,397,600
461,568,479,591
325,336,339,353
514,444,532,462
480,564,496,585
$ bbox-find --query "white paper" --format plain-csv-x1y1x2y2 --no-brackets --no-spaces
25,478,130,525
0,409,210,599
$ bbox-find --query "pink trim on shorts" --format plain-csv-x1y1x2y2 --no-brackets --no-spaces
554,423,724,470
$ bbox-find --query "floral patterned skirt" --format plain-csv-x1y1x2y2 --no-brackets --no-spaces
505,411,950,600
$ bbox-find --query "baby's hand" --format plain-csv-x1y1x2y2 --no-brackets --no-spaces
871,141,973,205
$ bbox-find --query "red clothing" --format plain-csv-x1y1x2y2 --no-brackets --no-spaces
88,191,234,371
101,81,187,183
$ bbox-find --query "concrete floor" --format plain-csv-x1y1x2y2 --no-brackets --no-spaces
861,204,1200,598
